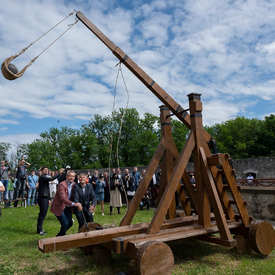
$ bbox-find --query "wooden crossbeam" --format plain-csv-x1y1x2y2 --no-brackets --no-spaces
120,141,165,226
147,132,195,234
114,221,241,254
39,223,148,253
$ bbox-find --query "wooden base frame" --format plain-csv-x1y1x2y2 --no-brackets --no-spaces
38,94,275,274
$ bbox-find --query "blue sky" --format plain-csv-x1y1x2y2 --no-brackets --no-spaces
1,0,275,149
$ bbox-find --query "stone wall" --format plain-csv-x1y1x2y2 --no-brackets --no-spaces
232,157,275,178
237,186,275,221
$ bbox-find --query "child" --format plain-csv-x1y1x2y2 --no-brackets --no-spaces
95,174,105,216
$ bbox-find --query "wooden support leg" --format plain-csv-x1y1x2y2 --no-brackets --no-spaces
199,147,233,242
188,93,211,228
120,141,165,226
147,132,195,234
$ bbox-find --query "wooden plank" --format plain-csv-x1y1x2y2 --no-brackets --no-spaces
147,132,195,234
76,12,211,142
221,155,250,226
120,140,165,226
199,147,233,241
114,221,241,253
39,222,149,253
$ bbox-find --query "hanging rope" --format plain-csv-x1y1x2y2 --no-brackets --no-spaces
115,63,130,168
1,10,78,80
107,65,120,201
107,62,130,208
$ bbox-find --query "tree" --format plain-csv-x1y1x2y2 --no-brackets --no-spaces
206,117,264,158
0,142,11,161
171,119,189,152
26,127,99,170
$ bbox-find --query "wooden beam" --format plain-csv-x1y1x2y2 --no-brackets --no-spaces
39,222,149,253
188,93,211,228
120,141,165,226
147,132,195,234
114,221,241,254
199,147,233,241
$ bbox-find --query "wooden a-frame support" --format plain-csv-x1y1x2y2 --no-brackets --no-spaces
121,93,250,245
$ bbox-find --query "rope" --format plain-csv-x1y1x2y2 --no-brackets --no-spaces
28,18,79,65
15,11,75,58
107,66,120,195
107,62,130,208
115,64,130,169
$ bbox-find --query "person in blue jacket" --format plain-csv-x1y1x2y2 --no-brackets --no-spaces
94,174,106,216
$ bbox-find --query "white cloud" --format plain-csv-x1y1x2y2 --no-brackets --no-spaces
0,119,19,125
1,0,275,139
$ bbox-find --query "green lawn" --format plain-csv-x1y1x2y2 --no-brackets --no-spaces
0,205,274,275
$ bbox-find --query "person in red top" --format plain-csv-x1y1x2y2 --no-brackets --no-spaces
51,170,82,236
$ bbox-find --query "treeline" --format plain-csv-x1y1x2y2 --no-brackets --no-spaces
2,109,275,170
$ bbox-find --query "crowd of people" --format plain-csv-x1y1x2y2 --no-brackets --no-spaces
0,159,161,236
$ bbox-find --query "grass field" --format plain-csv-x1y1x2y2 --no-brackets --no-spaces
0,205,274,275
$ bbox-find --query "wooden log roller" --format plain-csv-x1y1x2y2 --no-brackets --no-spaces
135,241,174,275
249,221,275,256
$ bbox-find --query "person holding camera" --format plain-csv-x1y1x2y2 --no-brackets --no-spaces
123,169,135,202
109,169,123,215
36,167,59,235
14,159,30,207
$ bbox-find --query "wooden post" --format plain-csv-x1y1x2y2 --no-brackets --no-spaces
188,93,211,228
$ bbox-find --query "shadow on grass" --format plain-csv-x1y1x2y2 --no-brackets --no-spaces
35,249,132,275
169,238,265,266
